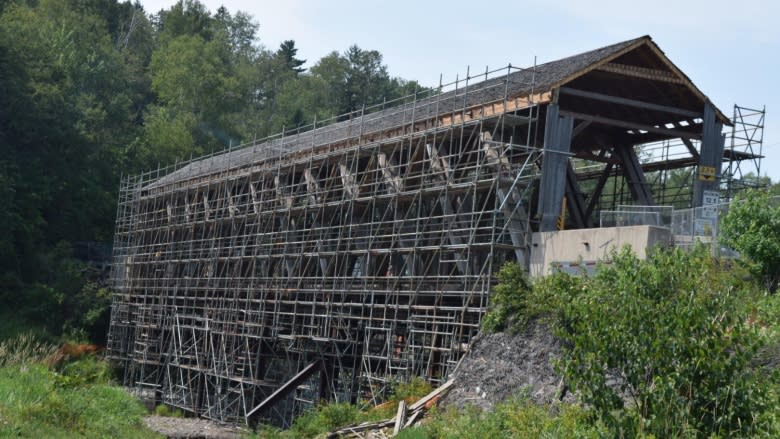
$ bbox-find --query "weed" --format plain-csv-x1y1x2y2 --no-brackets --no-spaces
154,404,184,418
0,331,58,367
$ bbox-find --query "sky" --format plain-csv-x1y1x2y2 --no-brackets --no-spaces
142,0,780,181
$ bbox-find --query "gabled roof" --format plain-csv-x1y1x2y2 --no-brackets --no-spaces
539,35,729,124
148,35,728,188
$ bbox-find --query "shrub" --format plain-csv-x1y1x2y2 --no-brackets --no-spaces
543,245,775,437
721,189,780,292
56,356,113,388
482,262,531,332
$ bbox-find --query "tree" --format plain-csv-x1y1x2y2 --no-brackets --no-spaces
309,45,413,117
213,6,259,59
145,33,243,161
276,40,306,74
721,189,780,292
0,0,423,342
0,0,142,341
155,0,214,42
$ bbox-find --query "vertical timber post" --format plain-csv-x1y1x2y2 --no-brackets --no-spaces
693,101,725,207
537,103,574,231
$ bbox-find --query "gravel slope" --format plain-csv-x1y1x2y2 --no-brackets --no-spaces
441,319,574,411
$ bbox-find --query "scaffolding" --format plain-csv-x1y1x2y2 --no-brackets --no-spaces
724,105,766,199
569,103,765,219
107,64,544,425
107,35,764,426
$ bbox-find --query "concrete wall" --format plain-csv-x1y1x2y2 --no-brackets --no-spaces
529,225,673,277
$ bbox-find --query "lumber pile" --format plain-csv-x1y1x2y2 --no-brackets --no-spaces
327,379,455,438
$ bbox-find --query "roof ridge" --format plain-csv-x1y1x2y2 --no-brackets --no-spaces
531,35,650,70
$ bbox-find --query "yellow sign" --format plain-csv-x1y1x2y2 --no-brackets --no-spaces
698,166,717,182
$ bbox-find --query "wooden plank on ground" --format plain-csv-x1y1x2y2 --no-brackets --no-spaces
408,379,455,412
393,400,407,435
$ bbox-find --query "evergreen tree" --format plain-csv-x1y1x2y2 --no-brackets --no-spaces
277,39,306,73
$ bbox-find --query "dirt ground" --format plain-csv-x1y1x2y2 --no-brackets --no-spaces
143,415,247,439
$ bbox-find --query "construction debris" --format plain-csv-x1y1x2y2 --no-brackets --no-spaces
327,379,454,438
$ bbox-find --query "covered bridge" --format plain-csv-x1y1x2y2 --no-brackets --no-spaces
107,36,748,425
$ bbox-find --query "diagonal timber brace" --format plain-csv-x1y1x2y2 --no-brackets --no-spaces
613,145,655,205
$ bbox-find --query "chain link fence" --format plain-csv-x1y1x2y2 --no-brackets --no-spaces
598,196,779,257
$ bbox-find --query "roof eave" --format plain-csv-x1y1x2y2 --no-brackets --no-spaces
545,36,732,127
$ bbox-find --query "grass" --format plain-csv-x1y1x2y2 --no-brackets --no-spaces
0,331,162,439
0,332,58,367
253,395,609,439
398,398,608,439
153,403,185,418
253,377,434,438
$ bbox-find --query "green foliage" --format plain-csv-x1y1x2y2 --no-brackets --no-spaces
536,245,776,437
55,356,113,388
0,364,161,438
0,333,160,438
0,242,112,342
750,291,780,341
482,262,532,332
402,398,607,438
286,402,363,438
721,189,780,292
392,376,433,401
276,39,306,73
0,313,52,342
0,0,140,341
153,404,184,418
253,378,433,439
307,45,421,118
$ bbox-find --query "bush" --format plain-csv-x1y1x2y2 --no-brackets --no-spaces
55,356,113,388
0,242,112,343
482,262,531,332
721,189,780,292
541,245,775,437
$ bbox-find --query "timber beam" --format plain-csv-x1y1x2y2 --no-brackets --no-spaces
559,87,700,118
559,110,701,140
613,145,655,206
